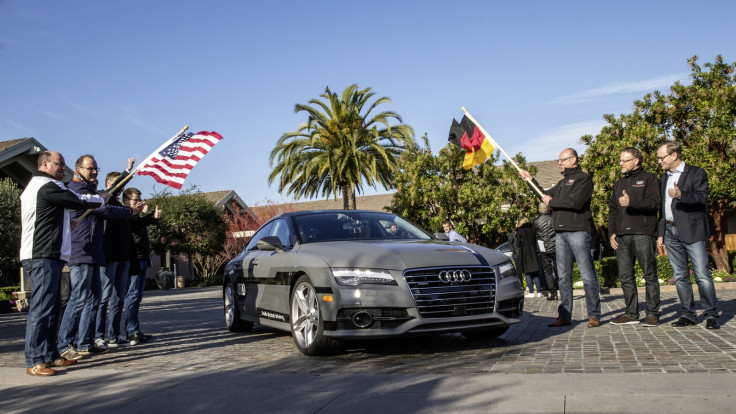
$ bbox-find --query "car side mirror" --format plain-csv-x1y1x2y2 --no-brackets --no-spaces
433,232,450,241
256,236,285,252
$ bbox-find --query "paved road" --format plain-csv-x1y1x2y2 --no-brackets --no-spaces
1,286,734,413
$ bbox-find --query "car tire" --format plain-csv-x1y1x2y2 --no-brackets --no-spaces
224,282,253,332
461,326,509,340
290,275,342,356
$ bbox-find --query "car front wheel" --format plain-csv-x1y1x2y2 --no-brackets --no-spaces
290,275,341,356
224,282,253,332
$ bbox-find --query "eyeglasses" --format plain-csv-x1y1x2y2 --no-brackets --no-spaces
48,160,65,167
79,167,100,172
558,156,574,163
619,158,635,164
127,198,145,203
656,153,672,161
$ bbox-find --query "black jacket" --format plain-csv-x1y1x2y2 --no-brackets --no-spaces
544,166,594,232
20,172,104,262
533,212,555,254
130,213,158,265
514,222,540,274
657,163,710,244
608,167,661,238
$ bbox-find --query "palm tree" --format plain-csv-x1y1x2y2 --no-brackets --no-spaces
269,84,416,209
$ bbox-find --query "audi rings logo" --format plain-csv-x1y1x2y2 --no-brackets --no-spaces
438,269,472,283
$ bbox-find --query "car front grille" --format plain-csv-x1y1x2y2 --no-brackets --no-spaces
403,266,495,319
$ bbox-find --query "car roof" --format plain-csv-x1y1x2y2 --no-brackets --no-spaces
274,209,393,219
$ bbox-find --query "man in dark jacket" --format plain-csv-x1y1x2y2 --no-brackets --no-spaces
608,148,661,327
520,148,601,328
533,202,557,301
122,187,161,345
57,155,134,359
96,166,139,346
656,141,720,329
20,151,108,376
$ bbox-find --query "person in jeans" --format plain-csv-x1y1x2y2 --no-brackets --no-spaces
58,155,134,359
608,148,661,327
96,169,137,346
656,141,720,329
533,202,557,301
514,217,543,298
123,187,161,345
20,151,107,376
520,148,601,328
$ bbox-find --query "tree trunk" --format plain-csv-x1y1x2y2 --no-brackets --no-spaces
348,189,356,210
709,204,731,273
341,184,349,209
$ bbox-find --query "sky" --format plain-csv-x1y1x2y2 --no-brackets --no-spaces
2,0,735,207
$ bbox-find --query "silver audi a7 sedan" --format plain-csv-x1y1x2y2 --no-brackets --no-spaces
223,210,524,355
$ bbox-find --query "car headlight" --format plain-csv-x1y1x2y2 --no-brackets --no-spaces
331,268,397,286
498,261,517,279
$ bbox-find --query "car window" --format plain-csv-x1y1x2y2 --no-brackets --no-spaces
293,212,432,243
244,221,274,251
269,219,291,247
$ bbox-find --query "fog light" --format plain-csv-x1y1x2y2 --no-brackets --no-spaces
322,295,333,302
352,311,373,328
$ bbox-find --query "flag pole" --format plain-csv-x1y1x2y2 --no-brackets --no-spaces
75,125,189,222
461,107,545,198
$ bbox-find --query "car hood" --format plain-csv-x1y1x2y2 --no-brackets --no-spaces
295,240,508,270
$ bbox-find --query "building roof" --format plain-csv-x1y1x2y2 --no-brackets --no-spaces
0,137,74,187
528,160,561,190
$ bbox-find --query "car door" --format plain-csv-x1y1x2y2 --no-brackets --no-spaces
235,222,273,317
251,218,293,319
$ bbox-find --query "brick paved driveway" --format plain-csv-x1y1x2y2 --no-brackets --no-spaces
1,287,734,374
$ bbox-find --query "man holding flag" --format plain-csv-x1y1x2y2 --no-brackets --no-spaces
520,149,601,328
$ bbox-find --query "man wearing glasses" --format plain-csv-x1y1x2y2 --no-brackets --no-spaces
608,148,661,327
20,151,109,376
656,141,720,329
520,148,601,328
122,187,161,345
60,156,140,360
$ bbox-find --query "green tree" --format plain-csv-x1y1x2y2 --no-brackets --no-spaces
391,135,538,247
581,55,736,272
148,188,228,280
0,178,22,282
270,84,416,209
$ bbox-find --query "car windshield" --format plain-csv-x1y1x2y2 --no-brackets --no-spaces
293,212,432,243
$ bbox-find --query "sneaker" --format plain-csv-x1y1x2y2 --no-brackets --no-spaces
127,332,150,346
94,338,108,350
49,357,77,367
524,292,536,298
60,348,84,361
77,345,109,356
610,315,639,325
642,316,659,327
107,336,129,347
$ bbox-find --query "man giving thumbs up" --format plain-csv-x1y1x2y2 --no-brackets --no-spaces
608,147,661,326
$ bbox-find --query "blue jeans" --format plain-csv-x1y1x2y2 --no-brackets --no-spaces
22,259,64,368
57,264,96,352
125,260,148,335
97,261,130,340
78,264,103,350
663,225,719,320
555,231,601,320
615,234,660,319
525,272,543,293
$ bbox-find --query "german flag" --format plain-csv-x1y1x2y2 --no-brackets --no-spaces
448,115,495,170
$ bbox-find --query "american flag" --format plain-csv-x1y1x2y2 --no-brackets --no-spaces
137,130,223,189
